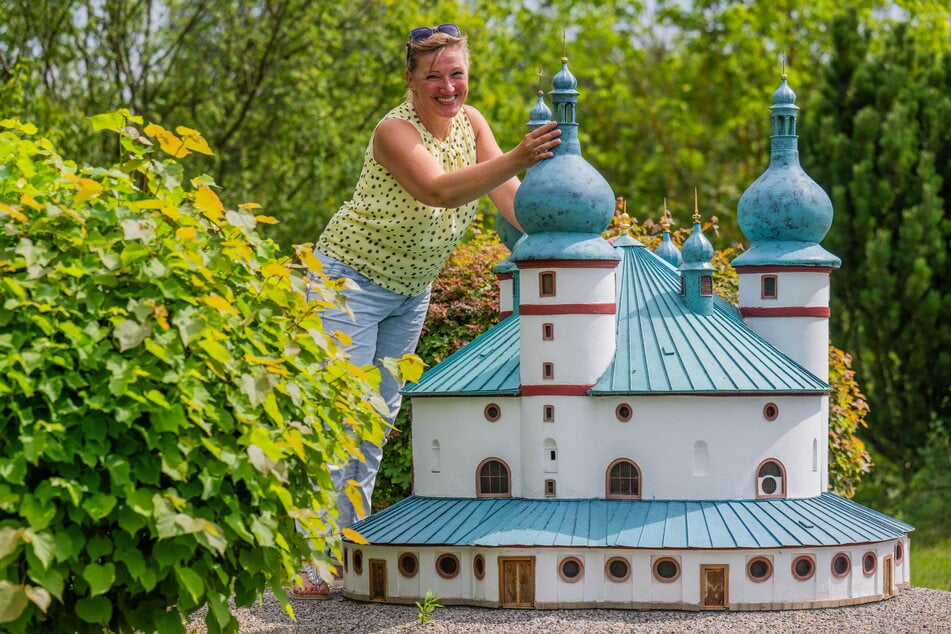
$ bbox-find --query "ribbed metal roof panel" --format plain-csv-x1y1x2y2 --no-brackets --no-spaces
350,494,912,548
591,242,828,394
405,316,521,396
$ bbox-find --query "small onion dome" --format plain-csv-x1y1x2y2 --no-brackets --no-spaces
655,231,683,267
528,90,552,129
681,220,714,269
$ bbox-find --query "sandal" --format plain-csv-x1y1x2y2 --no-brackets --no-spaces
291,565,331,600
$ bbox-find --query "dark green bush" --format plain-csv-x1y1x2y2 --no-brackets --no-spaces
0,114,406,632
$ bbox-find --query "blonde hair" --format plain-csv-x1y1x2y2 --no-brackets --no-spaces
404,32,470,101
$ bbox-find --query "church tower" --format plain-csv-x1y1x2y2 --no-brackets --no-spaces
732,73,840,383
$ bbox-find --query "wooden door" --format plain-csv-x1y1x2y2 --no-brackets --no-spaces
369,559,386,601
883,555,893,598
700,564,728,609
499,557,535,608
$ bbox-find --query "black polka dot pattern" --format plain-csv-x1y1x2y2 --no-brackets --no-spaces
316,101,478,296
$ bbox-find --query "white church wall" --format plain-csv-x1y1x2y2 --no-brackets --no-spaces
411,397,521,497
519,267,616,305
743,316,831,382
738,270,830,309
519,314,616,385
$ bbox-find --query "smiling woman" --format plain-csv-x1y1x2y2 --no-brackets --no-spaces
293,22,562,601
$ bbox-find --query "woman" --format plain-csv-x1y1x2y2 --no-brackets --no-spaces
293,23,559,599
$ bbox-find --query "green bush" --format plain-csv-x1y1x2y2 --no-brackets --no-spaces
0,114,405,632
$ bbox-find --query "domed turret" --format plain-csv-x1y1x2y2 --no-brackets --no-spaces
654,200,683,267
511,57,618,261
733,74,840,267
679,193,715,315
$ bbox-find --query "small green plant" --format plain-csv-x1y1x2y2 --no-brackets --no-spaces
415,589,443,624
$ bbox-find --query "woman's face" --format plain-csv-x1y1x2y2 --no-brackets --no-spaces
406,45,469,121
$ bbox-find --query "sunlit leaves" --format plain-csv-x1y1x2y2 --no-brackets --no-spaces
0,117,391,631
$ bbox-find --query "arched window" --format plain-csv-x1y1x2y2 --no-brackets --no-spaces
606,459,641,499
693,441,709,476
477,458,511,497
543,438,558,473
430,439,441,473
756,458,786,498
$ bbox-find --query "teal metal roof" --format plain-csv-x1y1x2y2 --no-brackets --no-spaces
591,240,827,394
406,316,521,396
349,494,912,549
406,239,827,397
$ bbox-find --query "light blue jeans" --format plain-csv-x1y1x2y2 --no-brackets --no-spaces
308,251,430,529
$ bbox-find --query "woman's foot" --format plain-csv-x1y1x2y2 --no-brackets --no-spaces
291,565,331,600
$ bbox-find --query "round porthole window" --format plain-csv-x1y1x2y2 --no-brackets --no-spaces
484,403,501,422
862,552,877,576
832,553,851,578
473,554,486,580
615,403,633,422
792,555,815,581
559,557,584,583
747,557,773,582
605,557,630,582
653,557,680,583
398,553,418,578
352,549,363,575
895,542,904,563
763,402,779,421
436,553,460,579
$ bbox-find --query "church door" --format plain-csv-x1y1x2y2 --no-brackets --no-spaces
499,557,535,608
369,559,386,601
883,555,893,598
700,564,728,609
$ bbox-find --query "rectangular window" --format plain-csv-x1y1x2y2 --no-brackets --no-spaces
539,272,556,297
542,323,554,340
542,362,554,380
544,479,556,497
700,275,713,296
543,405,555,422
761,275,778,299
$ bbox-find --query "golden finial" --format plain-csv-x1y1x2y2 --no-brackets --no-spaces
660,198,671,231
536,64,544,93
781,50,787,80
692,187,701,223
563,29,567,59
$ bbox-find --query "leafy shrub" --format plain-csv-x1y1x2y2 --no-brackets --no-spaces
0,114,398,632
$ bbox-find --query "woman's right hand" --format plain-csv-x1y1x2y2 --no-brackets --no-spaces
512,120,561,169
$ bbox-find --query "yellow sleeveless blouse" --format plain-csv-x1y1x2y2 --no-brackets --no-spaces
316,101,479,296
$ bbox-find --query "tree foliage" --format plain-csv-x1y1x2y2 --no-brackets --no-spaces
803,11,950,470
0,115,402,632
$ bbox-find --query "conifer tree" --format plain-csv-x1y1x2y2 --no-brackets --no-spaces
803,12,950,470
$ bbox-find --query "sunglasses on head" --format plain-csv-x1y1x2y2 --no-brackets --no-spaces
409,23,461,43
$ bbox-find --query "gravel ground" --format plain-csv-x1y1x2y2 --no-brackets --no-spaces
185,586,951,633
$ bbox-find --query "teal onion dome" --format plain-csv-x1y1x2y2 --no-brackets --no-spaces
733,74,840,268
528,90,552,129
681,220,714,270
511,56,617,262
655,231,683,267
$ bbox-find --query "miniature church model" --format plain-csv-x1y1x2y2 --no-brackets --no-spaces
341,57,913,610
